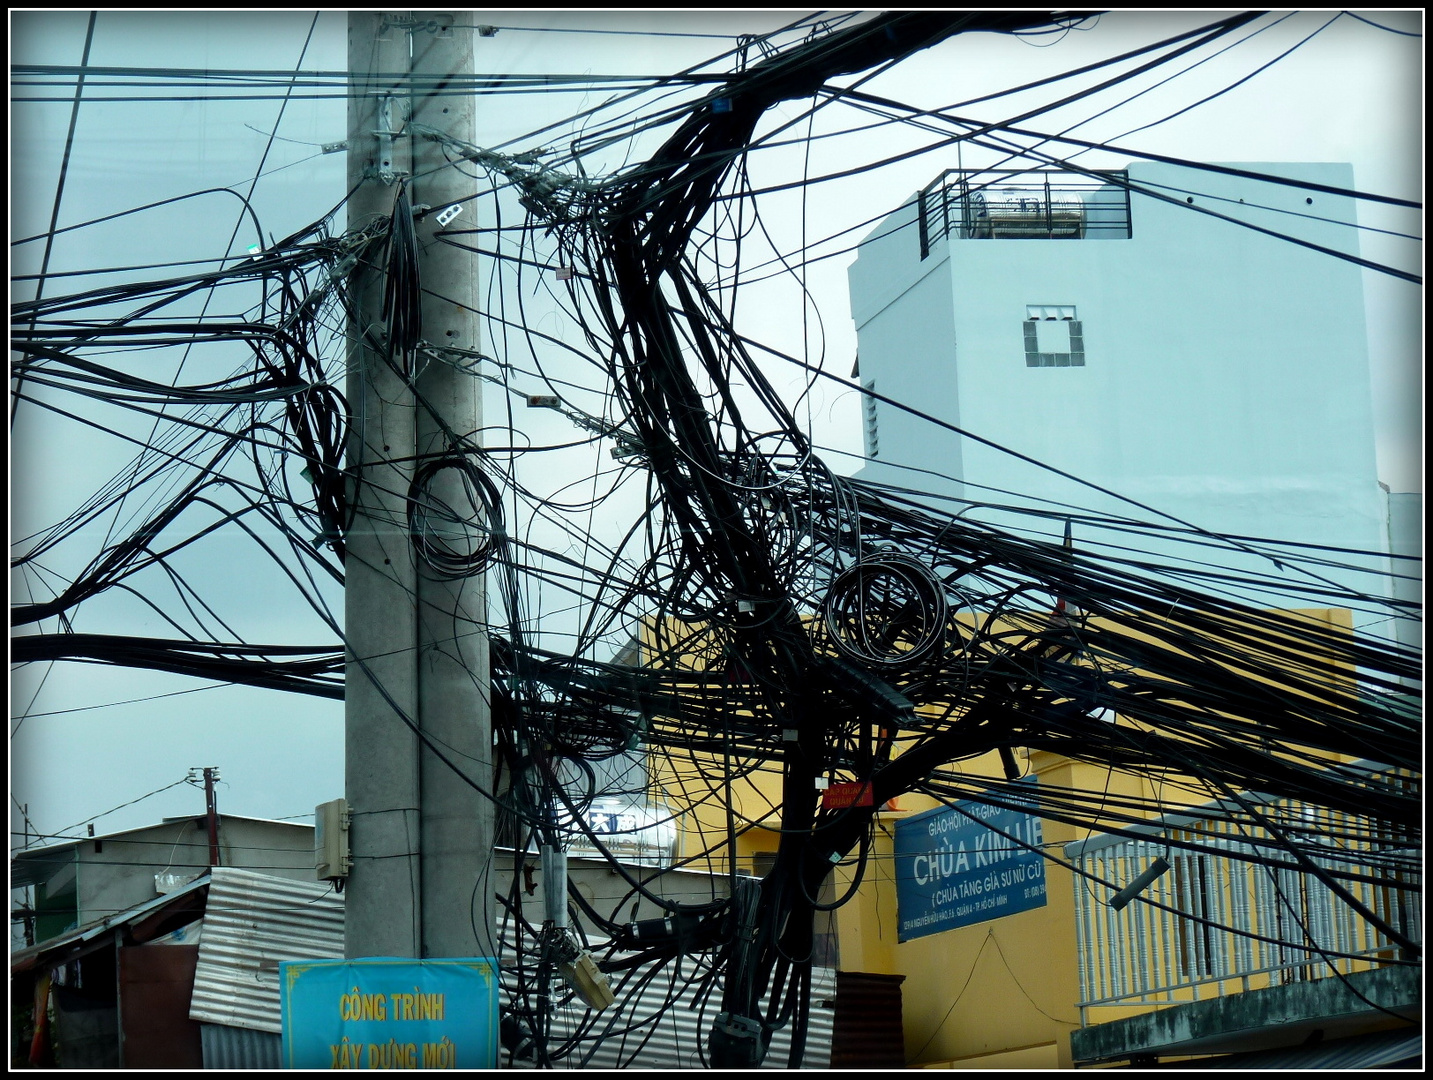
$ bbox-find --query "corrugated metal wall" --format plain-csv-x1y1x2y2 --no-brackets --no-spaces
199,1023,282,1069
187,865,834,1069
189,866,343,1035
521,956,836,1069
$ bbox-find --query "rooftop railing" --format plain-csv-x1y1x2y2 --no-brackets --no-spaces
917,169,1132,258
1063,761,1420,1026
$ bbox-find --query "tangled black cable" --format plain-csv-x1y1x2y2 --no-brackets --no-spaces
406,453,504,578
12,11,1421,1072
382,184,422,372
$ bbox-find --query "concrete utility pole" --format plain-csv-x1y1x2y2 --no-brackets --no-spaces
345,11,493,961
409,13,494,962
346,12,420,960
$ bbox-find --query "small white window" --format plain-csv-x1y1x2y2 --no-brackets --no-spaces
1034,319,1072,354
1023,305,1084,367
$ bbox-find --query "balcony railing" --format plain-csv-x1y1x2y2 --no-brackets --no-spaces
1064,761,1420,1025
917,169,1132,258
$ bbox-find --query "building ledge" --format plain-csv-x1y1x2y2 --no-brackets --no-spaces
1144,1027,1421,1070
1070,964,1420,1065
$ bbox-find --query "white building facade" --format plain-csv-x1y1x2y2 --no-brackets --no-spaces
848,161,1390,615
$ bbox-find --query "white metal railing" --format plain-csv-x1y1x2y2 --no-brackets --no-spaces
1065,762,1419,1024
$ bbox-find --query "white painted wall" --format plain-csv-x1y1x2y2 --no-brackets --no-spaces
849,162,1390,614
1386,492,1422,666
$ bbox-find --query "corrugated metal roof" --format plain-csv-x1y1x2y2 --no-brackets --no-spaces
189,866,343,1034
10,847,73,888
10,873,210,973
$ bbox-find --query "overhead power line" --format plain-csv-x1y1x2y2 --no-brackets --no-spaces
10,11,1418,1068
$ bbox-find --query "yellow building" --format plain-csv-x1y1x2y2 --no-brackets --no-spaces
641,608,1420,1068
833,750,1418,1068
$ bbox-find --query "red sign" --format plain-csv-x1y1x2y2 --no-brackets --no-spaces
822,781,874,809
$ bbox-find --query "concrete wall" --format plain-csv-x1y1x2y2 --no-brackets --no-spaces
1386,491,1422,664
74,818,315,928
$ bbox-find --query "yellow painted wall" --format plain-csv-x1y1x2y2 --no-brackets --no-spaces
831,739,1361,1066
650,743,785,875
839,753,1094,1067
644,608,1376,1066
920,1041,1061,1069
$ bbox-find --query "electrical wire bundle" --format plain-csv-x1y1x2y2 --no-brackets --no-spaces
13,216,361,665
474,11,1419,1067
12,10,1421,1071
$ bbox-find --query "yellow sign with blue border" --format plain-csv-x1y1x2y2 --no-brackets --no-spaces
279,957,498,1069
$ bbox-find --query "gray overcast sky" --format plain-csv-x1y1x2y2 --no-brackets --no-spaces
10,11,1422,861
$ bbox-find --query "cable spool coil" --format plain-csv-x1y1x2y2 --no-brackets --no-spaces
822,551,948,671
406,454,503,578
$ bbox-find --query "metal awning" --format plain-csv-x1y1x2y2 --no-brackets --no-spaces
10,848,74,889
1148,1027,1420,1070
10,872,211,974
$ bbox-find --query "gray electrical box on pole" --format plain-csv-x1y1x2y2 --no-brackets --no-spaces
344,10,493,962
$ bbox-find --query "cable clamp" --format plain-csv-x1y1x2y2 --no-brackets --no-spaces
374,94,402,185
412,16,454,37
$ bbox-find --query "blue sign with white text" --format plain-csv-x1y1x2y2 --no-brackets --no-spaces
894,786,1046,941
279,957,499,1069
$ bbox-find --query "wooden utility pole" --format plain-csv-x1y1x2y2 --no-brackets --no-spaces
22,804,35,947
203,767,221,866
344,11,493,961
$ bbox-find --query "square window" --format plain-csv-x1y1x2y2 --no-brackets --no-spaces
1023,307,1084,367
1035,320,1072,354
